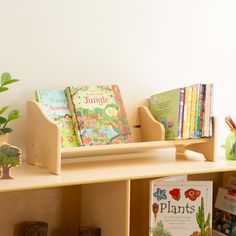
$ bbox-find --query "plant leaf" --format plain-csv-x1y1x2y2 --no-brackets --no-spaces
0,87,8,92
0,116,7,124
0,128,12,133
0,106,9,115
1,72,11,86
8,110,20,121
2,79,19,86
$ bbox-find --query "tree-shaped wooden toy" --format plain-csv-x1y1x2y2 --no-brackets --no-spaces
0,144,21,179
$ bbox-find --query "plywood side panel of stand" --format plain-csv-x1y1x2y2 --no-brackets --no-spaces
26,100,61,174
0,186,80,236
80,181,130,236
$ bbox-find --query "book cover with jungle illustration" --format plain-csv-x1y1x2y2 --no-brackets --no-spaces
65,85,132,146
150,180,212,236
35,89,78,148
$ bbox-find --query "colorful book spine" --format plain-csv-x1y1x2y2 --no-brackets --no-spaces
182,86,192,139
194,84,202,138
177,88,185,139
35,89,78,148
189,84,197,138
209,84,214,137
202,84,213,137
200,84,206,137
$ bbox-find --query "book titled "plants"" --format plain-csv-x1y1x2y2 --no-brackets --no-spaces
65,85,132,146
150,180,212,236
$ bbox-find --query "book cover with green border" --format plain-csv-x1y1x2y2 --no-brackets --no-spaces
35,89,78,148
65,85,132,146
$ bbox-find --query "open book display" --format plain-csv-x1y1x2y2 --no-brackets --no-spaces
26,98,216,175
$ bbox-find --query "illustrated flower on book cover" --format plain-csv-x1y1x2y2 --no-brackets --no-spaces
153,188,167,201
169,188,181,201
185,188,201,201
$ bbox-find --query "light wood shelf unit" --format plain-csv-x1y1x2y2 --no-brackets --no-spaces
0,150,234,236
11,98,219,236
26,99,216,174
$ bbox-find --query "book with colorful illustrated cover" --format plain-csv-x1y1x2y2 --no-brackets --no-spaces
35,89,78,148
65,85,132,146
213,187,236,236
150,180,212,236
149,88,184,140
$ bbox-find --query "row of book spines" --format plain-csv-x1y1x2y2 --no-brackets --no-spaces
181,83,213,139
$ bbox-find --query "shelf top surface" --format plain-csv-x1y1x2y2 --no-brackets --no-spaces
0,148,235,193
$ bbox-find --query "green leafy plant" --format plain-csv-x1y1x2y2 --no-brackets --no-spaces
150,221,172,236
0,72,20,134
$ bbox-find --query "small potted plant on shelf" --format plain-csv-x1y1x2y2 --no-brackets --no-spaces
0,72,21,179
0,72,20,143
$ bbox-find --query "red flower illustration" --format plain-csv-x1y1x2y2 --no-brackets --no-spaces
169,188,181,201
185,188,201,201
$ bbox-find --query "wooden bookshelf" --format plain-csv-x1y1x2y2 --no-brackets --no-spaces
0,149,234,236
26,99,216,174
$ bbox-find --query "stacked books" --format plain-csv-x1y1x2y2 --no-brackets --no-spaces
35,85,132,148
150,177,213,236
149,84,214,140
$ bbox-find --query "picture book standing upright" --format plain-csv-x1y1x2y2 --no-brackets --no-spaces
35,89,78,147
65,85,132,146
149,88,184,140
150,180,213,236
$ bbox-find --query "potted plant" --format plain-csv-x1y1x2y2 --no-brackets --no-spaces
0,72,20,143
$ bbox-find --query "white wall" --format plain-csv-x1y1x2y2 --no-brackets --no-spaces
0,0,236,157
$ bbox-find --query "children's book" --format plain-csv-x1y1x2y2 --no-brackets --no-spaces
202,83,214,137
182,86,193,139
213,187,236,235
35,89,78,148
65,85,132,146
149,88,184,140
194,84,202,138
150,180,213,236
199,84,206,137
189,84,197,138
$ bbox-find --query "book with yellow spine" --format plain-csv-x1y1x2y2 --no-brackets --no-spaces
182,86,192,139
189,84,197,138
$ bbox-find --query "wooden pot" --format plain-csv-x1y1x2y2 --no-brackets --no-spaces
0,133,9,144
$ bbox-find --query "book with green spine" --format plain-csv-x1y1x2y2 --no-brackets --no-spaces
65,85,132,146
35,89,78,148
